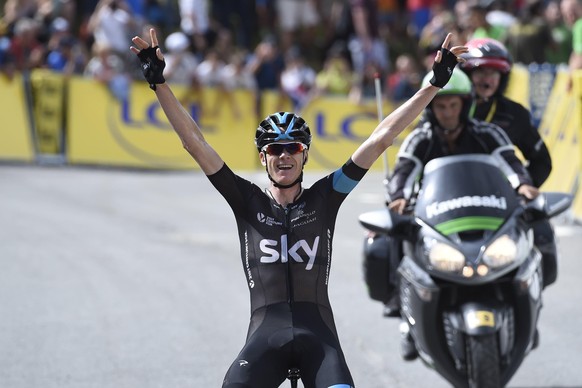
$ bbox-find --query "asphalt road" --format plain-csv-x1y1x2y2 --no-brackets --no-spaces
1,165,581,388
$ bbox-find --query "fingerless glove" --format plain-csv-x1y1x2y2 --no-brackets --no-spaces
429,48,459,88
137,46,165,91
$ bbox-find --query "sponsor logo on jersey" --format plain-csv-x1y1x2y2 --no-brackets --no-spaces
259,235,320,270
426,195,507,219
257,212,283,226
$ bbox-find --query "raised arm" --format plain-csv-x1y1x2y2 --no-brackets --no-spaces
352,33,468,169
130,28,224,175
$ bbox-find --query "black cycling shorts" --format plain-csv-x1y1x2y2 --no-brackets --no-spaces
222,302,354,388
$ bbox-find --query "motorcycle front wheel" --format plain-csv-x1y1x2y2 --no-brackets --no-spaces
466,334,501,388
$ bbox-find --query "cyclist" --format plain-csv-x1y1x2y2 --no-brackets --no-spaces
459,38,557,288
130,28,467,388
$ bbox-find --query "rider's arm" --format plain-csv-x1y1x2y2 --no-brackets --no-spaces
351,33,467,170
477,120,536,195
386,125,431,203
509,102,552,187
131,28,224,175
351,84,439,169
153,83,224,175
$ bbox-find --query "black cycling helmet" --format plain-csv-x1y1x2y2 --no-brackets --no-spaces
459,38,513,95
255,112,312,151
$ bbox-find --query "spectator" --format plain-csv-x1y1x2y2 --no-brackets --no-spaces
349,59,384,103
486,0,517,31
221,50,257,91
87,0,138,58
505,0,554,64
247,35,286,114
386,53,422,102
213,28,236,63
45,35,87,75
407,0,446,37
255,0,277,38
220,50,257,118
162,31,199,86
545,0,573,64
0,35,16,79
1,0,37,35
196,49,225,87
419,8,459,61
211,0,256,50
46,17,72,52
560,0,582,90
178,0,210,54
84,41,130,100
144,0,179,38
275,0,322,53
314,43,356,96
466,3,507,41
9,17,46,71
346,0,390,79
280,46,317,110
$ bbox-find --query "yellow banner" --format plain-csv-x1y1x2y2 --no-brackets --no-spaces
539,71,580,194
67,78,257,170
570,70,582,219
505,64,530,109
67,79,405,171
298,96,403,171
30,69,66,155
0,74,34,162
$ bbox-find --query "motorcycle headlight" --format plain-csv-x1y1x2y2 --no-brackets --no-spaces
427,240,466,272
483,232,529,268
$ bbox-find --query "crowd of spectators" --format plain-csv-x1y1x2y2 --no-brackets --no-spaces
0,0,580,109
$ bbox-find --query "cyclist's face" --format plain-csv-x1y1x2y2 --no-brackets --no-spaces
260,142,307,185
471,68,500,99
432,95,463,132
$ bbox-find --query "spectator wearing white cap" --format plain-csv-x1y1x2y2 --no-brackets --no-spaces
163,31,199,87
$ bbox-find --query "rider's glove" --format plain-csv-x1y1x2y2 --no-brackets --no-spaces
429,48,459,88
137,46,165,91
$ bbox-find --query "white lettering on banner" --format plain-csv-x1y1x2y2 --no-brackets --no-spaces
260,235,320,270
426,195,507,219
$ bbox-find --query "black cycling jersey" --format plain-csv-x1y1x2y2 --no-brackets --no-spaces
474,95,552,187
388,118,533,201
208,159,367,388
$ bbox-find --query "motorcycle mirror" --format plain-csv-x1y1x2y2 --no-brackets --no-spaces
358,209,417,241
523,192,573,222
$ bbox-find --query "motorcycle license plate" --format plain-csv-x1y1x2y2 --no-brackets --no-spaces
466,310,495,329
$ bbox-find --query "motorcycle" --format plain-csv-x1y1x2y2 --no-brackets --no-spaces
358,154,572,388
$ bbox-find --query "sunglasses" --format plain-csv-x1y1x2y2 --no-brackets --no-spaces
262,142,307,156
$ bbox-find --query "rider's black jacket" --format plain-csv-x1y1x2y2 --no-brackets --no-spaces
388,118,533,202
208,159,366,388
474,95,552,187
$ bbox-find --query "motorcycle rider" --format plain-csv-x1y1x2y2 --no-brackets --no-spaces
459,38,557,289
385,68,538,360
130,29,468,387
459,38,552,187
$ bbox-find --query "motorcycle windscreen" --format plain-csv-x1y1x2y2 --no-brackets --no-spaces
414,155,520,236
